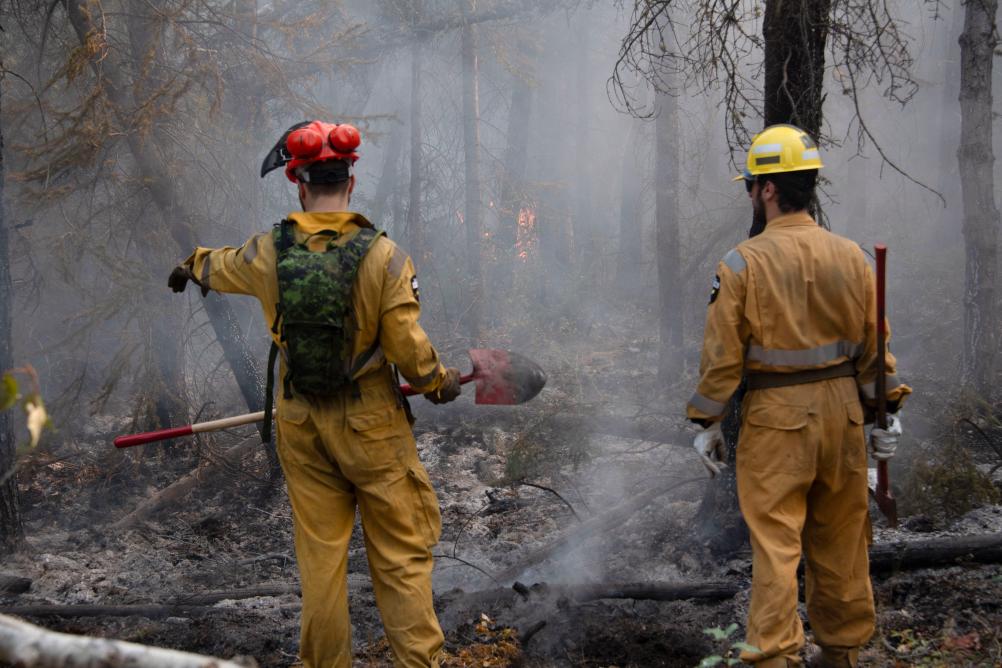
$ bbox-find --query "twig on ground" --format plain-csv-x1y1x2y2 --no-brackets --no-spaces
516,481,582,522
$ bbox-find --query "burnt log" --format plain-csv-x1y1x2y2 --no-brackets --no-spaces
869,532,1002,572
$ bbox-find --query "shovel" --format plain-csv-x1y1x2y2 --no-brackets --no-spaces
113,348,547,448
869,244,898,528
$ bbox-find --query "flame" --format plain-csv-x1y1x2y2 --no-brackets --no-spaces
516,206,537,261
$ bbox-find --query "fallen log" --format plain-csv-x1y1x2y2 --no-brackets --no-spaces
869,532,1002,572
0,584,301,619
520,580,742,603
493,477,706,584
0,613,252,667
113,436,260,529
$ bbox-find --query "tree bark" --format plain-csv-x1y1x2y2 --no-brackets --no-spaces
655,89,683,379
762,0,831,137
407,38,424,264
0,66,24,555
64,0,265,418
615,116,644,297
0,614,250,667
493,59,534,305
957,0,1000,398
461,14,486,343
372,121,405,234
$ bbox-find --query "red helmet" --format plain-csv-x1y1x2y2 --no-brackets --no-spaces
260,120,361,183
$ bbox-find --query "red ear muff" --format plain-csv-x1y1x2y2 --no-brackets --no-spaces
286,128,324,159
329,124,361,153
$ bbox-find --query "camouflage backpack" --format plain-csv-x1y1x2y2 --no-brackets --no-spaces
261,219,383,440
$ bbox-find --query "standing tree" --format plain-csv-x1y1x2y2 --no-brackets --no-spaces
655,88,682,378
957,0,1000,398
0,67,24,553
461,9,486,343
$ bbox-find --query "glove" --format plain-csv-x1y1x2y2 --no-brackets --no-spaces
168,265,208,296
424,367,462,405
693,421,726,476
869,414,902,461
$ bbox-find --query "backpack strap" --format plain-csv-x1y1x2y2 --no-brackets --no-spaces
260,340,280,444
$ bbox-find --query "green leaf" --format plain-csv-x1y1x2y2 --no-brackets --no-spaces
732,642,760,654
698,656,724,667
703,627,729,641
0,374,17,411
724,623,739,637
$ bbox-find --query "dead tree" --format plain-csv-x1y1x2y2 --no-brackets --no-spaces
655,87,682,379
461,11,486,343
0,68,23,554
957,0,1000,398
62,0,266,418
408,35,425,263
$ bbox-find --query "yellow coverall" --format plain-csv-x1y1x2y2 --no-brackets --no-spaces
183,211,448,668
687,212,912,667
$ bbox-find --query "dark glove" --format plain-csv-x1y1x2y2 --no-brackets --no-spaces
168,265,208,296
424,367,461,405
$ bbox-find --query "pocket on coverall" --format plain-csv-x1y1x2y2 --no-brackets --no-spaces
407,465,442,548
844,400,866,470
740,403,811,473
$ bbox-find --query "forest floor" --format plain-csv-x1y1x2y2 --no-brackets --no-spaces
3,304,1002,667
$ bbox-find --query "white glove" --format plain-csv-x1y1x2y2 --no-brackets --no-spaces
693,422,726,476
869,414,902,461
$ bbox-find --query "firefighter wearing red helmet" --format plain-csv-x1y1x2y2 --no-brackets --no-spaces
168,120,460,667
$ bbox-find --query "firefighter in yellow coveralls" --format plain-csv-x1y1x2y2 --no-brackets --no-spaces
168,121,459,668
686,125,912,668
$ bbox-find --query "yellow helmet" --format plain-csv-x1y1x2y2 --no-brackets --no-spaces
734,124,823,181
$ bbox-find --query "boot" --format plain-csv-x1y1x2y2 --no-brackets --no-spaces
816,646,858,668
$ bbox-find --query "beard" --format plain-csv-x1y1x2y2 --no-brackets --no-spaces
748,190,767,238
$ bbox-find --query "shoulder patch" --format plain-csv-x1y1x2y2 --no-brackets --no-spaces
722,248,746,274
387,244,409,280
709,274,721,304
411,275,420,302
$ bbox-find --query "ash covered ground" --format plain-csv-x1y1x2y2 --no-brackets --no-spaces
3,313,1002,667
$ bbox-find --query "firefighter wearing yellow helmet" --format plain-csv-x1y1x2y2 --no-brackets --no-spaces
688,124,911,667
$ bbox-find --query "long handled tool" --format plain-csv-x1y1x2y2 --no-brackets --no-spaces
872,244,898,528
114,348,546,449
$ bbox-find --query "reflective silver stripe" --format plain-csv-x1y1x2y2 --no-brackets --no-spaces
689,392,727,417
802,149,820,161
723,249,746,274
747,340,863,367
242,233,264,264
752,143,783,154
859,374,902,399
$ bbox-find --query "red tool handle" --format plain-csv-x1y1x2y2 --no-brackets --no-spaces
399,373,475,396
114,425,194,449
874,244,890,494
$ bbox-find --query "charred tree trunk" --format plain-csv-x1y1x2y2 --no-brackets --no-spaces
0,72,24,554
65,0,264,418
461,16,485,343
373,121,405,234
655,89,682,378
615,117,644,298
958,0,1000,398
407,38,424,263
762,0,831,138
493,63,534,309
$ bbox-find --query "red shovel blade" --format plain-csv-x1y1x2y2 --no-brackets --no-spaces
468,349,547,405
399,348,547,404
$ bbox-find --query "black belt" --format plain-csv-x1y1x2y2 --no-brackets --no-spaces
746,360,856,391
